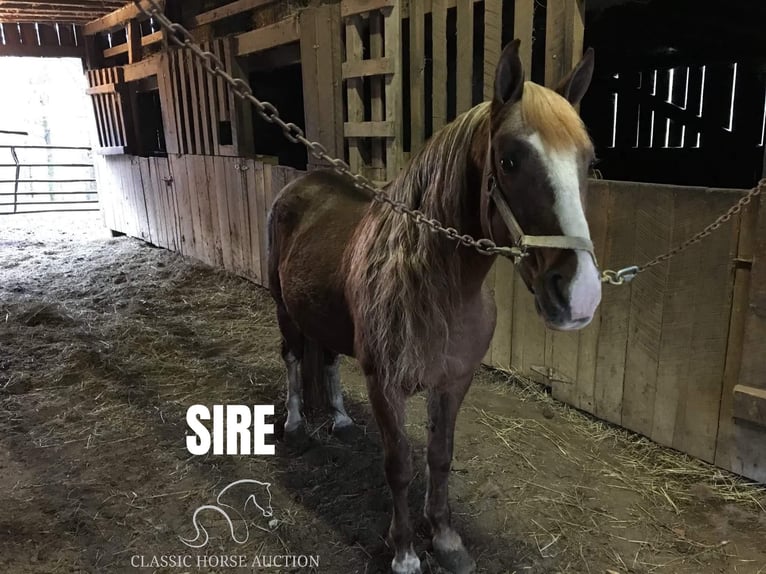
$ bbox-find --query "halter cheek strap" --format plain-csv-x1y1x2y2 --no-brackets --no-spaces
482,152,598,265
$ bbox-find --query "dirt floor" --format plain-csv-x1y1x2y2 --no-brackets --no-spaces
1,212,766,574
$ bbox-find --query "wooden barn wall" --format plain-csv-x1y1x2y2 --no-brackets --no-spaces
95,154,303,287
484,180,766,480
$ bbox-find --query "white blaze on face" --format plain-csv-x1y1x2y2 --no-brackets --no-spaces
526,133,602,323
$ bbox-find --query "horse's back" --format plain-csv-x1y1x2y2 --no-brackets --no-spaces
268,169,370,356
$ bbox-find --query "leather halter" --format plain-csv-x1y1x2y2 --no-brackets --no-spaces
483,150,597,265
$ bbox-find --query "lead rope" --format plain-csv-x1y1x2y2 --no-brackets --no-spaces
131,0,764,286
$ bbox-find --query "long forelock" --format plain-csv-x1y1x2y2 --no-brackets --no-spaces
520,82,591,151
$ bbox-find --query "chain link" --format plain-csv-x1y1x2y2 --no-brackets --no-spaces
133,0,765,284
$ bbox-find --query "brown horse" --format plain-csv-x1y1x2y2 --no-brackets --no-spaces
267,41,599,574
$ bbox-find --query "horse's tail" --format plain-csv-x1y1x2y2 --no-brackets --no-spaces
301,338,329,417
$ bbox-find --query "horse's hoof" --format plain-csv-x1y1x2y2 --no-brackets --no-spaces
332,423,362,444
433,547,476,574
391,550,421,574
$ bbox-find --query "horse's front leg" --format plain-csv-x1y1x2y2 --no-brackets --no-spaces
425,374,476,574
366,376,421,574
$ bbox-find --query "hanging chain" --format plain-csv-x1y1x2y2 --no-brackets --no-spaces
600,178,765,285
132,0,764,285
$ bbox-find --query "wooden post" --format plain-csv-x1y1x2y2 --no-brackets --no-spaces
409,0,425,151
224,37,255,157
300,4,344,170
127,20,142,64
384,0,402,179
455,0,473,114
545,0,584,88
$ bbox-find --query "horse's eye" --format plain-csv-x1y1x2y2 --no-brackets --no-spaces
500,157,515,172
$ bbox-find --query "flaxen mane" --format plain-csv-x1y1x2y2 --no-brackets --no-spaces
520,81,591,150
346,103,491,399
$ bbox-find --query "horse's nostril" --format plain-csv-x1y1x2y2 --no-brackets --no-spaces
548,272,567,306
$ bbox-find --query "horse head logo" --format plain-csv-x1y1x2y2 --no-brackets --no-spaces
180,479,273,548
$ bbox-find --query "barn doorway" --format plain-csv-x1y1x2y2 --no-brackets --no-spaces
0,56,99,223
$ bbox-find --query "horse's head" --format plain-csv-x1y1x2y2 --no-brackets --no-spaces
482,40,601,331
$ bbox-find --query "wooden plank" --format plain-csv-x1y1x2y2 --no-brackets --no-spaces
169,155,195,256
224,37,255,157
455,0,473,114
733,385,766,428
650,188,737,460
244,160,266,284
202,156,224,267
138,158,158,246
409,0,425,150
84,0,163,35
195,42,213,155
299,10,320,167
103,30,163,59
226,158,249,275
170,51,188,154
715,199,763,480
212,157,235,272
431,0,447,132
111,67,130,149
545,0,584,88
384,0,402,179
123,52,161,81
342,57,394,79
592,182,637,425
185,49,204,155
157,52,180,155
127,19,142,64
190,0,277,28
184,156,206,261
235,17,300,56
345,14,365,173
573,179,610,413
510,281,547,382
177,49,196,154
620,184,674,438
369,11,385,180
344,121,394,138
341,0,395,18
514,0,534,74
483,0,502,101
99,69,116,148
131,157,151,242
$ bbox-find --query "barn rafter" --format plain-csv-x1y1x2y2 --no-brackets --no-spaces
0,0,127,24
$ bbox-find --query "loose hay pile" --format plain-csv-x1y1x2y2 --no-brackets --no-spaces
1,213,765,574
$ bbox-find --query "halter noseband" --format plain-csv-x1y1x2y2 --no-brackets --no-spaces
483,154,597,265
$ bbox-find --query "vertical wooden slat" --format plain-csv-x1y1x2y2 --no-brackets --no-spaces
157,52,180,155
663,188,739,461
138,158,158,246
409,0,425,152
514,0,535,80
483,0,503,101
369,11,385,178
195,43,213,155
170,154,195,256
592,182,637,425
127,20,142,64
203,42,220,157
620,184,674,437
573,180,610,413
177,49,195,154
223,37,254,157
384,0,402,178
224,158,247,275
545,0,584,89
490,258,515,371
203,155,224,267
246,161,266,284
455,0,473,114
431,0,447,133
345,15,365,172
185,50,203,155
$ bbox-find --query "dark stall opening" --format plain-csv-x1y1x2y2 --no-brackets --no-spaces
249,62,307,170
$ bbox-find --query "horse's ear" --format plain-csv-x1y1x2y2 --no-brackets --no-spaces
555,47,595,106
494,39,524,108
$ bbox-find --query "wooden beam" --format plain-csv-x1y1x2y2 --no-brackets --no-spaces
127,19,142,64
83,0,164,36
733,385,766,428
341,0,396,18
102,30,162,59
545,0,584,88
189,0,277,28
344,121,394,138
455,0,473,113
0,43,82,58
235,17,300,56
123,52,161,81
85,83,116,95
341,57,394,79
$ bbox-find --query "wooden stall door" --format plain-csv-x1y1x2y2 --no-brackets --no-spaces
716,196,766,483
